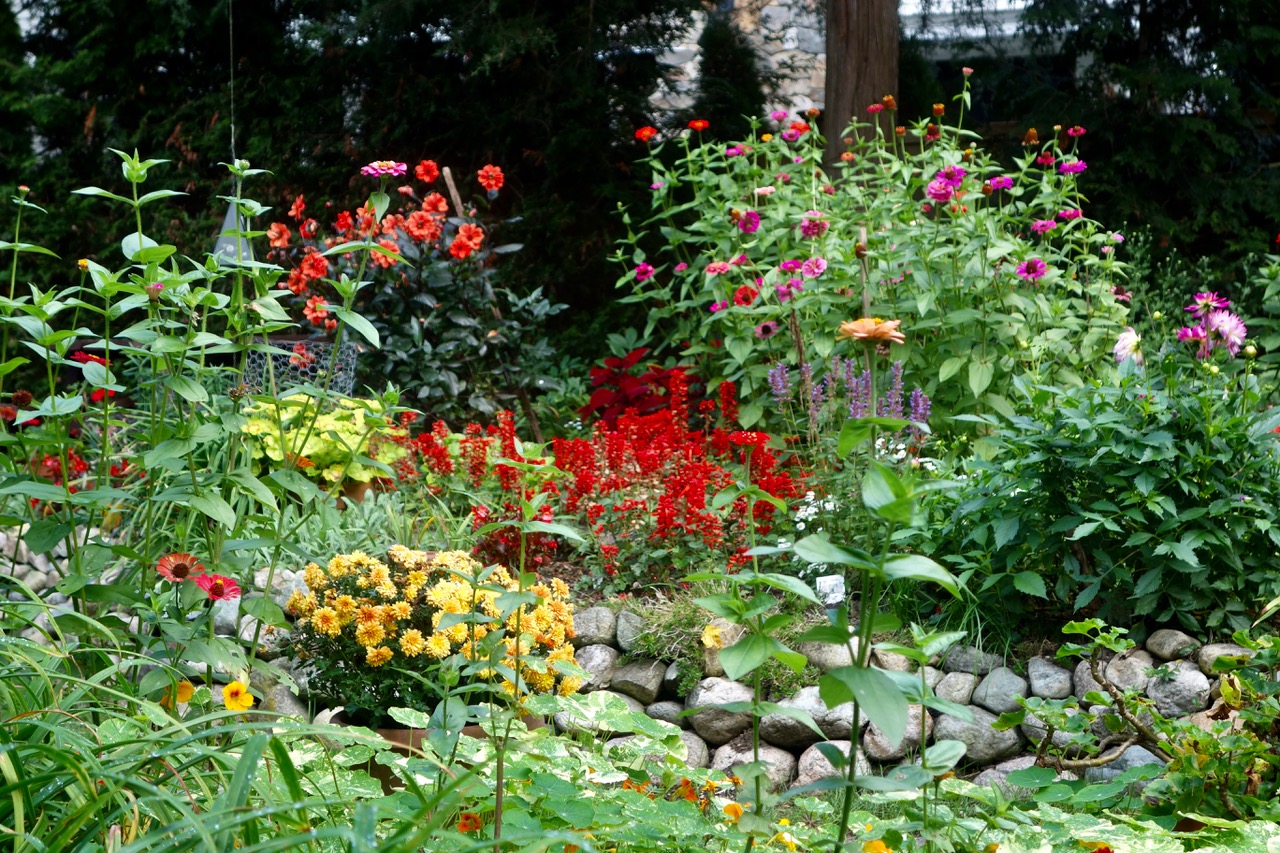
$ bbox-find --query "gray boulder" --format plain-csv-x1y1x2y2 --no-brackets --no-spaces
1146,660,1210,718
933,706,1022,765
1104,650,1155,692
645,701,687,728
575,644,620,692
935,672,979,705
971,667,1029,715
611,659,667,705
572,606,617,648
685,678,754,745
1145,628,1201,661
793,740,871,788
760,686,828,748
797,639,856,673
1082,744,1165,790
615,611,645,652
1027,657,1073,699
1074,659,1106,705
712,733,797,791
862,704,932,762
1197,643,1252,676
702,618,747,678
943,645,1003,675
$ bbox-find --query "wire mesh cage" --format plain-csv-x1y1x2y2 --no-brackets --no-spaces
245,338,360,396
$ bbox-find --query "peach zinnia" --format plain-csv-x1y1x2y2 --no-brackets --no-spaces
836,318,906,345
156,553,205,583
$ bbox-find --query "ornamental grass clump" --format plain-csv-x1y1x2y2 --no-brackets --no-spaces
287,545,581,726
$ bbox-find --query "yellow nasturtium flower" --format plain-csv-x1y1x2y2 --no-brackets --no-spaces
223,681,255,712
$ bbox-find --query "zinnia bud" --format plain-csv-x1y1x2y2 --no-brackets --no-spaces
932,103,945,116
881,95,897,110
895,126,905,136
1022,128,1039,146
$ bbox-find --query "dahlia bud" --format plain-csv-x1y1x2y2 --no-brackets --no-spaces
1152,311,1164,320
1245,344,1258,358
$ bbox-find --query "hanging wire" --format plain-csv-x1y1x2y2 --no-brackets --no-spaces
227,0,236,161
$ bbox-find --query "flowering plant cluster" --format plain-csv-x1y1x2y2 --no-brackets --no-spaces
620,77,1129,432
266,158,564,424
239,394,408,485
287,545,581,726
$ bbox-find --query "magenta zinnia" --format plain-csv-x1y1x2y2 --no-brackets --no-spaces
1016,258,1049,281
1184,291,1230,318
1031,219,1057,234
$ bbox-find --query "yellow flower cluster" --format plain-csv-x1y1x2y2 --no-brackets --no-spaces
286,546,582,696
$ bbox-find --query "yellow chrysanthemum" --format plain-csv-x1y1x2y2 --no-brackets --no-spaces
389,601,412,620
333,594,358,620
366,646,393,667
355,622,386,648
376,582,398,600
400,629,427,657
285,589,315,616
558,675,584,696
302,562,328,591
407,570,428,587
425,633,451,658
310,607,342,637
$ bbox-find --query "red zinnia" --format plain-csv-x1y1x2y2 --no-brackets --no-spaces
422,193,449,215
688,119,710,132
195,573,241,601
266,222,291,249
299,250,329,282
732,285,758,306
334,211,354,234
156,553,205,583
415,159,440,184
456,223,485,250
477,164,504,192
635,126,658,142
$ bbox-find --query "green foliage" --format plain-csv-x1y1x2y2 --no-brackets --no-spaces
928,349,1280,633
689,11,769,142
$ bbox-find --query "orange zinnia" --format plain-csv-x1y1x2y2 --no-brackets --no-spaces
156,553,205,583
836,317,906,345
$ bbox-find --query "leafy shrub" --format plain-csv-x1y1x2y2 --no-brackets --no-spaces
928,337,1280,633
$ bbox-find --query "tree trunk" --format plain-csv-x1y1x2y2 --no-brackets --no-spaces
823,0,899,166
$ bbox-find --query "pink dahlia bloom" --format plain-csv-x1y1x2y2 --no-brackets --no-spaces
1113,327,1143,365
1184,291,1230,318
1207,309,1247,355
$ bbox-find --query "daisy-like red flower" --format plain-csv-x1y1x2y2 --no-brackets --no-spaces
688,119,710,132
415,159,440,183
635,126,658,142
156,553,205,583
288,195,306,221
195,573,241,601
477,164,504,192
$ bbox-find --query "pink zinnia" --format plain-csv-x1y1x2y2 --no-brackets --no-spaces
754,321,780,339
705,261,732,275
361,160,408,177
1067,125,1086,137
1113,327,1143,365
936,165,966,188
1031,219,1057,234
778,259,803,272
709,300,729,313
1058,209,1083,220
1058,160,1087,175
1036,152,1056,166
781,130,800,142
195,573,241,602
925,180,953,203
634,262,655,281
867,104,885,114
674,262,688,272
1207,309,1247,355
754,186,776,197
987,176,1013,191
1185,291,1230,318
799,211,828,239
738,210,761,234
802,257,827,279
1016,258,1048,281
770,110,789,122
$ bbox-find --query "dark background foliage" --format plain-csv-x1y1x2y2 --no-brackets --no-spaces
3,0,1278,401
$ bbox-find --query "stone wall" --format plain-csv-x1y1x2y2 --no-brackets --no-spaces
563,607,1244,793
